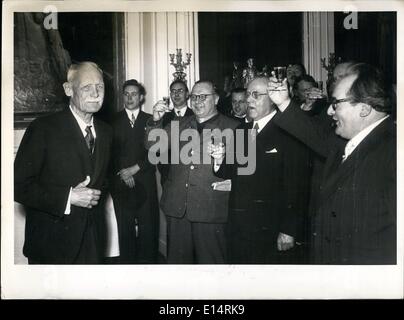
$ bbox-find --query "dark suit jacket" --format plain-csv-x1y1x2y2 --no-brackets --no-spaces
110,110,159,262
145,113,239,223
162,107,194,127
158,107,194,186
110,110,154,206
274,100,396,264
14,108,112,264
216,115,311,263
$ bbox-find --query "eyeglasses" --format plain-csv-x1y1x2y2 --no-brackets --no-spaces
232,100,246,105
246,91,267,99
190,93,215,102
170,88,185,95
329,97,351,110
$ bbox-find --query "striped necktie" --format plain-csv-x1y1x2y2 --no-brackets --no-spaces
130,113,136,128
85,125,95,153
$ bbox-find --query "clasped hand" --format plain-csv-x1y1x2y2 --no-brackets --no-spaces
70,176,101,209
117,166,139,189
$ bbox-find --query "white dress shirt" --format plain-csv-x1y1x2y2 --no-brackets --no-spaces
64,106,96,215
124,107,140,123
70,105,96,138
342,115,389,161
174,106,188,117
252,109,277,133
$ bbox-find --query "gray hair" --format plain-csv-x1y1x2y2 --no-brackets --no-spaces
66,61,103,82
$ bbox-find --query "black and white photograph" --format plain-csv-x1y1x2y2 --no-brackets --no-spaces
2,0,403,300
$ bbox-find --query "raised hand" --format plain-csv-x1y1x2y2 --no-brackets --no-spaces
152,100,171,121
267,76,290,108
70,176,101,209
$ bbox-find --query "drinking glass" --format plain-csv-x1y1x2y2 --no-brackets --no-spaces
273,66,287,83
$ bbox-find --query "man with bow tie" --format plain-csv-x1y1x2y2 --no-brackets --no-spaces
110,79,159,263
270,63,396,264
14,62,112,264
214,76,311,264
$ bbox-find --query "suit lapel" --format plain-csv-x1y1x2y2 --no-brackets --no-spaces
92,118,108,187
65,108,94,178
320,119,393,202
255,116,277,150
184,107,194,117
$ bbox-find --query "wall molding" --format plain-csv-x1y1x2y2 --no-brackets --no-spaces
303,12,335,85
125,12,199,114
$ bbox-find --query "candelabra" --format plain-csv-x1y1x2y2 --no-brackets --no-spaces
321,53,342,79
321,52,342,95
169,49,192,81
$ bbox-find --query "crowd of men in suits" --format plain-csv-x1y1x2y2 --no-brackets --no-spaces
14,60,396,265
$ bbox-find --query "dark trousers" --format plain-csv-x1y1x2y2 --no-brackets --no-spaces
112,189,159,264
28,215,100,264
167,214,227,264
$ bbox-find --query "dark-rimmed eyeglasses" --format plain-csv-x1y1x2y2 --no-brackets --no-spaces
190,93,215,102
329,97,351,110
246,91,267,99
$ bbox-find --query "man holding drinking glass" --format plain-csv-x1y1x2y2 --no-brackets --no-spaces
145,80,238,264
270,63,396,264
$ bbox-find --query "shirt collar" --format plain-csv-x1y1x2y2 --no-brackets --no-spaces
174,106,187,117
344,115,389,159
125,108,140,121
69,105,96,138
253,109,277,133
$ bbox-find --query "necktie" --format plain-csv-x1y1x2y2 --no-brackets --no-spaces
130,113,136,128
251,122,259,141
85,125,95,153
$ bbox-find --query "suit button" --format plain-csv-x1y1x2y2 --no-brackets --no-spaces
190,165,195,170
185,183,189,188
331,211,337,217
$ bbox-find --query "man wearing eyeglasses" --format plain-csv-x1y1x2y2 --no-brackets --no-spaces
109,79,159,263
214,76,311,264
145,80,238,264
158,80,194,187
270,63,396,264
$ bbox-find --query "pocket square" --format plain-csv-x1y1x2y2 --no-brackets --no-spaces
265,148,278,153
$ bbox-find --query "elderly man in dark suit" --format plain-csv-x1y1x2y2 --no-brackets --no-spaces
213,76,311,264
145,80,238,264
269,63,396,264
110,79,159,264
14,61,112,264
